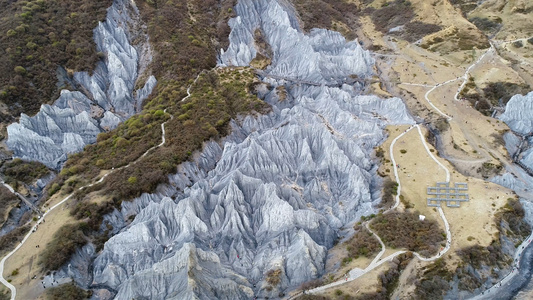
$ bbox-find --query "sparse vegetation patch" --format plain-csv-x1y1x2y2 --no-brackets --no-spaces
379,179,399,208
343,225,381,263
0,186,20,226
288,0,360,39
45,282,91,300
370,211,445,256
40,223,87,271
357,252,413,300
368,0,414,33
414,258,453,299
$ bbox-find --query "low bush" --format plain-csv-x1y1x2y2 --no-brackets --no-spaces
379,179,398,208
360,252,413,299
0,0,112,119
393,21,441,42
289,0,360,39
266,269,282,286
482,82,530,106
295,295,330,300
45,282,91,300
0,186,20,226
0,225,30,254
344,225,381,260
369,0,414,33
468,17,501,34
40,223,86,271
299,278,324,291
496,198,531,240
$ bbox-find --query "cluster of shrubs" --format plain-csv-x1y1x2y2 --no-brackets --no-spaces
0,225,31,255
266,269,282,286
414,258,453,299
448,0,479,15
1,158,49,185
497,198,532,240
356,252,414,300
344,225,381,263
460,81,530,116
370,211,445,257
378,179,398,208
368,0,414,33
40,223,86,271
468,17,501,34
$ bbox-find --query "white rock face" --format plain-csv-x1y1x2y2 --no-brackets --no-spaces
89,0,414,299
500,92,533,135
219,0,374,85
6,0,156,169
499,92,533,171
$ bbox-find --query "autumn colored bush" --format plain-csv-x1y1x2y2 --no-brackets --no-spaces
370,211,445,256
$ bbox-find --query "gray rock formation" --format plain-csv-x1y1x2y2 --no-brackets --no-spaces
500,92,533,136
219,0,373,85
86,0,414,299
497,92,533,174
6,0,156,169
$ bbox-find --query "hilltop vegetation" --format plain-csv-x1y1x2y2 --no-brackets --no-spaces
0,0,112,121
459,79,531,116
289,0,359,39
343,224,381,264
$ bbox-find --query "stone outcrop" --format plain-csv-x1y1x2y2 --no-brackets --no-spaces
500,92,533,136
6,0,156,169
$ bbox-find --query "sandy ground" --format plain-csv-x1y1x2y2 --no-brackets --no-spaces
319,261,390,298
325,243,373,275
3,201,73,300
